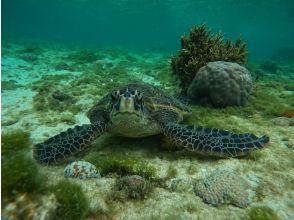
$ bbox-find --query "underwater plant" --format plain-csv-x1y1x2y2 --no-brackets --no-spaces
1,130,31,155
165,165,178,179
84,153,156,179
247,206,280,220
2,131,45,198
2,154,44,198
171,24,247,92
52,180,89,220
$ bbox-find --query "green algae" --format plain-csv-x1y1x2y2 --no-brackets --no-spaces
248,81,293,117
245,150,263,161
84,152,156,179
32,84,82,115
247,206,280,220
1,130,31,155
52,180,89,220
165,165,178,179
2,131,45,199
1,80,20,90
187,164,198,175
2,154,44,198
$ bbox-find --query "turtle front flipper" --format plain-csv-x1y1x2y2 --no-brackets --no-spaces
34,122,109,165
153,110,269,157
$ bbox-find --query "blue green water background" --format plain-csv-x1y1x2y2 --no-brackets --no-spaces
3,0,294,59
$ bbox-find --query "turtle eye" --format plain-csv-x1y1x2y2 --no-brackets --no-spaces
111,90,119,100
135,91,143,102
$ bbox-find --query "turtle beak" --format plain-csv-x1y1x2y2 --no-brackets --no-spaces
119,96,136,113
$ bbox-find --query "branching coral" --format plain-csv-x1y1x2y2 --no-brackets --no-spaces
171,24,247,92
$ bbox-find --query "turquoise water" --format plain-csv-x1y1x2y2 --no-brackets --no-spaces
2,1,294,220
3,0,294,59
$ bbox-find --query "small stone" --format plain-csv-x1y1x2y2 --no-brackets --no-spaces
271,117,293,126
64,161,100,179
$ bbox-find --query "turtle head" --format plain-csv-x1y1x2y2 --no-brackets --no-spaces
110,88,144,118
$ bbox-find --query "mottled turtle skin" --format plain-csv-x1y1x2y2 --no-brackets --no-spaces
34,83,269,165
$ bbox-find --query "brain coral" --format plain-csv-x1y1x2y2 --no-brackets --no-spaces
187,61,252,107
193,168,251,208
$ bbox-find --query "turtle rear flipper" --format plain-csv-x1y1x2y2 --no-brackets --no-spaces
153,110,269,157
34,122,109,165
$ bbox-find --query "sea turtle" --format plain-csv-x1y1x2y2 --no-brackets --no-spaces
34,83,269,165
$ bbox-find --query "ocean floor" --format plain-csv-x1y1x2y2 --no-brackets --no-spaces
1,42,294,220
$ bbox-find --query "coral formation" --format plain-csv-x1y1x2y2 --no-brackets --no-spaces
247,206,280,220
115,175,153,199
52,180,89,220
171,24,247,92
193,169,251,208
187,61,252,107
64,161,101,179
84,153,156,179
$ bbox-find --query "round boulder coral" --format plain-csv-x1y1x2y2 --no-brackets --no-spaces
193,168,252,208
187,61,252,107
